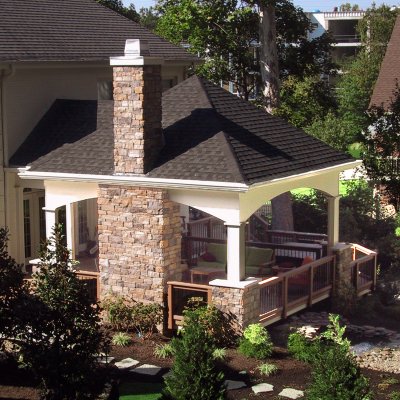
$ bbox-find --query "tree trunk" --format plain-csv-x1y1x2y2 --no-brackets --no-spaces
259,3,280,113
271,192,294,231
259,3,293,231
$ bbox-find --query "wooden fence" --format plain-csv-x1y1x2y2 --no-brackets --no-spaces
75,270,100,302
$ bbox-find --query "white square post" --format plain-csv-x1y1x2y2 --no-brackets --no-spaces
327,195,340,250
226,223,246,282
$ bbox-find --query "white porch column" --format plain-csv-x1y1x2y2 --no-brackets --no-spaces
65,203,74,255
226,223,246,282
327,196,340,250
43,207,56,239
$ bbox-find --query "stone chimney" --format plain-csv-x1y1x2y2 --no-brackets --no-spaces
111,39,163,175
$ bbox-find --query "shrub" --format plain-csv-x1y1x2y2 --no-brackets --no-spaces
306,314,371,400
17,225,107,400
102,295,163,338
185,299,236,347
389,392,400,400
257,362,278,376
112,332,132,347
0,228,26,352
102,295,134,331
154,343,174,359
287,331,317,363
212,348,226,361
238,323,273,360
163,306,225,400
132,302,163,339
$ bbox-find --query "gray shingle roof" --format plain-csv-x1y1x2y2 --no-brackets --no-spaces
0,0,195,63
12,76,354,185
370,16,400,108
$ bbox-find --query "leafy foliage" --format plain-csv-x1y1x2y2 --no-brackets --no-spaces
17,225,107,400
287,331,317,363
238,323,273,359
112,332,132,347
0,228,26,351
163,305,225,400
257,362,278,376
306,315,371,400
102,295,163,338
156,0,335,100
154,343,175,359
362,86,400,211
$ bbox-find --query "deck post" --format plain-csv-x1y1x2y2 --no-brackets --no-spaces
327,196,340,253
308,264,314,306
226,223,246,282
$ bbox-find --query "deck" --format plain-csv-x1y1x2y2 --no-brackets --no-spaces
168,241,377,329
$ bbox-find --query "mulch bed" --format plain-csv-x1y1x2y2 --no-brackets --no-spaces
1,329,400,400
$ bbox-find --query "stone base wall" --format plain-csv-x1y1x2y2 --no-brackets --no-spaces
98,185,181,306
211,282,260,332
331,243,356,313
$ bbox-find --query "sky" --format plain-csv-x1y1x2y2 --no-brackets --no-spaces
122,0,397,12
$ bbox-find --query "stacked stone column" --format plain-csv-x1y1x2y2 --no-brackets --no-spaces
98,62,182,308
98,186,182,305
113,65,162,175
211,282,260,332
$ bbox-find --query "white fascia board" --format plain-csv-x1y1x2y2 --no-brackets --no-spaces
249,160,362,189
17,169,249,192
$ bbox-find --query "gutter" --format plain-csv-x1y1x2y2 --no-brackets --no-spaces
14,160,361,193
15,168,250,192
249,160,362,189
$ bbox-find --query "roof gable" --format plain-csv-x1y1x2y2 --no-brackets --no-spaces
0,0,195,63
370,16,400,108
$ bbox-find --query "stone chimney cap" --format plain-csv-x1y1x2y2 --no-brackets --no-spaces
110,39,164,66
125,39,150,56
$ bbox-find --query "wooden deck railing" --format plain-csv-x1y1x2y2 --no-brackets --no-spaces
259,256,335,325
186,216,327,245
167,281,212,329
75,270,100,302
184,236,324,266
350,244,377,296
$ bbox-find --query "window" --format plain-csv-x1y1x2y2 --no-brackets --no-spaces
78,201,89,245
23,199,31,258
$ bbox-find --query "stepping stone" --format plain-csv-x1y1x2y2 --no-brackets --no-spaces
252,383,274,394
132,364,162,376
224,380,247,390
279,388,304,399
115,358,140,369
239,370,247,375
97,355,115,364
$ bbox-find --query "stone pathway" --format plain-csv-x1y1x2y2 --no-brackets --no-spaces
279,388,304,399
284,311,400,374
252,383,274,394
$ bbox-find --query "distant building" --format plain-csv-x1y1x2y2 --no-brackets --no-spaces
306,10,365,62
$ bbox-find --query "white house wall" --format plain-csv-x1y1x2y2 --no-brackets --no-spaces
4,63,186,162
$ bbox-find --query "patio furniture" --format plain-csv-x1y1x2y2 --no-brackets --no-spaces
245,246,275,276
197,242,227,270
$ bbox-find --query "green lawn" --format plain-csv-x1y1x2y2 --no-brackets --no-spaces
291,180,361,197
119,382,163,400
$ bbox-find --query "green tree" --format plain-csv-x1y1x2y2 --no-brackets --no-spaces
362,86,400,212
0,228,26,351
96,0,141,22
276,75,336,129
163,305,225,400
139,6,160,31
156,0,334,102
18,225,107,400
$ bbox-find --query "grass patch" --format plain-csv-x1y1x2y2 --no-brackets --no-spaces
119,382,163,400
